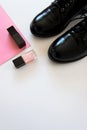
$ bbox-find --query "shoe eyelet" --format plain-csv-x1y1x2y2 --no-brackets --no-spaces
69,0,73,4
81,21,86,26
60,7,65,13
74,25,81,33
65,3,70,8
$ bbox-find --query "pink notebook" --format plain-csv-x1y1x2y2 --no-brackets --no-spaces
0,6,30,65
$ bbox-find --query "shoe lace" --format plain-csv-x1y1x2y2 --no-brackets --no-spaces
70,6,87,44
70,5,87,22
51,0,87,20
51,0,73,13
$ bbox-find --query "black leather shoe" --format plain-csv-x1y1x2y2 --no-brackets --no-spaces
30,0,87,37
48,17,87,62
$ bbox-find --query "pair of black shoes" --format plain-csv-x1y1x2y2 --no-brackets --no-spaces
30,0,87,63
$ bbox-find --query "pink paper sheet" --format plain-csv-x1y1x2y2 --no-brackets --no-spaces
0,6,30,65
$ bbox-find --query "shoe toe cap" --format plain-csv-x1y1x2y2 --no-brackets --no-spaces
30,9,52,37
30,8,60,37
30,18,43,36
48,33,79,62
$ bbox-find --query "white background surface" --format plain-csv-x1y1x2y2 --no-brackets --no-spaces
0,0,87,130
